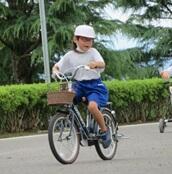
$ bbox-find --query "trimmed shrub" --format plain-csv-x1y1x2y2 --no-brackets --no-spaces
0,78,171,132
105,78,170,123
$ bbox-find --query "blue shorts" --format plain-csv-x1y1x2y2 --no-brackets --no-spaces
72,78,109,107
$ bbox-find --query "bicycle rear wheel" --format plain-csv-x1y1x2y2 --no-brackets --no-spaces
48,113,80,164
95,110,118,160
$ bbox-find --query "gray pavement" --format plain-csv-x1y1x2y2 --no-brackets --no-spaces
0,123,172,174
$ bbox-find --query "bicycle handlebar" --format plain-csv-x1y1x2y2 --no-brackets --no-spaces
52,65,98,82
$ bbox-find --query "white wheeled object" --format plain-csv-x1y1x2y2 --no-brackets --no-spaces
159,86,172,133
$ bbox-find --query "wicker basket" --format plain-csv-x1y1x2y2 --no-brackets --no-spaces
47,91,75,105
59,82,68,91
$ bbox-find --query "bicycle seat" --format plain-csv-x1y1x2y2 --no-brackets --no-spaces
105,102,112,109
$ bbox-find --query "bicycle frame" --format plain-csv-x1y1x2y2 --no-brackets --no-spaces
70,104,90,139
56,101,118,147
56,104,99,143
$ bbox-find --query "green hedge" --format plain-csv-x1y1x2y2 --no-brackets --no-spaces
0,83,57,132
0,78,171,132
106,78,171,123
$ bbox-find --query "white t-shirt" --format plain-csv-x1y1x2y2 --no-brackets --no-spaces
55,48,105,81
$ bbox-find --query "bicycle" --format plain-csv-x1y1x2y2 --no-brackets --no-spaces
47,65,118,164
159,84,172,133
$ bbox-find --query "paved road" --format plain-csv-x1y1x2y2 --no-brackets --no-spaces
0,123,172,174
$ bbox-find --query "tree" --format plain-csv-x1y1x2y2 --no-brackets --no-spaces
0,0,41,83
0,0,121,84
2,0,166,84
0,41,12,83
113,0,172,77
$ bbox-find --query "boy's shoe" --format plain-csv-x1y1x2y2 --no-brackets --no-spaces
99,128,112,148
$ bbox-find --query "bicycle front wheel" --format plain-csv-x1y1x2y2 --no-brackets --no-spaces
95,110,118,160
48,114,80,164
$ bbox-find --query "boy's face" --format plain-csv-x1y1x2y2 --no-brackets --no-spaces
74,36,93,52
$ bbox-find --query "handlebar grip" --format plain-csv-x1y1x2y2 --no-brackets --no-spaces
84,65,90,70
52,65,98,81
52,72,65,80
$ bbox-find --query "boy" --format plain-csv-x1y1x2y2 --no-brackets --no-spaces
52,25,111,148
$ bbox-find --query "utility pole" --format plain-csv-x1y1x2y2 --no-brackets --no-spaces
38,0,51,83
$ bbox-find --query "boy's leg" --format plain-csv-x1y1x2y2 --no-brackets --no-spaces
87,101,107,132
88,101,111,148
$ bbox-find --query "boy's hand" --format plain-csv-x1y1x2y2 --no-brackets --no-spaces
52,65,60,79
88,61,97,69
160,71,170,80
87,61,105,69
52,69,59,75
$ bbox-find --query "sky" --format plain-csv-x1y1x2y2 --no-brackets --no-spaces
104,6,138,50
106,5,172,28
104,5,172,50
104,5,172,71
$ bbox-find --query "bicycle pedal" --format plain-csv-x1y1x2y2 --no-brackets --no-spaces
116,133,128,139
80,139,88,146
88,139,96,146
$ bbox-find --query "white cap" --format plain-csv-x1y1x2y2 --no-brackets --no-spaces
74,25,95,38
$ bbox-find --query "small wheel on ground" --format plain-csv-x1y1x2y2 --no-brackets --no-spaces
159,118,165,133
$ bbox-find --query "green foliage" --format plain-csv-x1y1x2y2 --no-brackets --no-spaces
114,0,172,71
0,0,171,84
105,78,170,122
0,0,122,84
0,83,57,132
0,46,11,84
0,78,171,132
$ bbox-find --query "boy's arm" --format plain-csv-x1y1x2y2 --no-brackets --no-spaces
52,63,60,74
88,61,105,69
